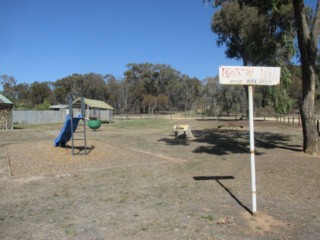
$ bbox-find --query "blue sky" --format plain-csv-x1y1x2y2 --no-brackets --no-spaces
0,0,238,87
0,0,317,89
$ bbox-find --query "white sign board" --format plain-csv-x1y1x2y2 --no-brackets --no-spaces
219,66,281,85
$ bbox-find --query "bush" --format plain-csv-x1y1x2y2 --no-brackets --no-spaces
34,99,51,110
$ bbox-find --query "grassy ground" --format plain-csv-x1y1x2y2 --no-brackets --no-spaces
0,118,319,239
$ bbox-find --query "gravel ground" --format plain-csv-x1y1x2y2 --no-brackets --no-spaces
0,119,319,239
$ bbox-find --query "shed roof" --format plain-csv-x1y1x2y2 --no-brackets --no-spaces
50,104,68,109
72,98,114,110
0,94,14,105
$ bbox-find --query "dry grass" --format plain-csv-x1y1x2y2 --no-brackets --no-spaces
0,119,320,239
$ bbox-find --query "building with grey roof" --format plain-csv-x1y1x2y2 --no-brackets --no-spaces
0,93,14,130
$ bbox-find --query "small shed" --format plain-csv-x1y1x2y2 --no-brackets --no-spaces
0,93,14,130
72,98,114,122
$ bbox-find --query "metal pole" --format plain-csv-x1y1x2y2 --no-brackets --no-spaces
69,95,74,156
248,85,257,214
11,111,13,130
81,97,87,154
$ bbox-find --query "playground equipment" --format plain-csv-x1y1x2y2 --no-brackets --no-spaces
87,117,101,130
54,94,88,155
54,114,83,147
173,125,195,139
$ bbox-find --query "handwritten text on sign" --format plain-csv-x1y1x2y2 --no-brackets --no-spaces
219,66,281,85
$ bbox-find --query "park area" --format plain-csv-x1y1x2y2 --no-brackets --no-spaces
0,117,319,239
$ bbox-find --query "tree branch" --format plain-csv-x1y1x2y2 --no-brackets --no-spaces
292,0,310,47
311,0,320,47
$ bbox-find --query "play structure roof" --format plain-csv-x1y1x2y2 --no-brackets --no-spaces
0,93,14,105
72,98,114,110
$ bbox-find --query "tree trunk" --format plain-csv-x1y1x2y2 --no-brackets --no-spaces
292,0,320,155
300,65,319,154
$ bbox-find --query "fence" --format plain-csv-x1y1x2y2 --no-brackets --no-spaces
10,110,309,128
13,109,113,125
275,115,301,127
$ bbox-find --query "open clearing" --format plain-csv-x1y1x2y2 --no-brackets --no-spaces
0,118,319,239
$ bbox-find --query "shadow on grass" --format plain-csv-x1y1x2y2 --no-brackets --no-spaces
193,176,253,215
64,144,95,155
192,129,249,155
158,134,190,146
194,129,302,156
159,128,302,156
13,126,24,130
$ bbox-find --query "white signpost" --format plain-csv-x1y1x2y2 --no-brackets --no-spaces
219,66,281,215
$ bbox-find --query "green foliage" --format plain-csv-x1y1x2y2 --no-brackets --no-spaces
1,64,202,114
267,86,293,114
53,73,106,104
30,81,52,106
0,75,17,101
14,99,33,109
211,0,295,65
122,63,201,113
258,66,294,114
210,0,296,114
34,99,51,110
1,64,303,115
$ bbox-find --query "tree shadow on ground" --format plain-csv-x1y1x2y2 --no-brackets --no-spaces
192,129,301,156
192,129,249,155
158,133,191,146
193,176,253,215
159,128,302,156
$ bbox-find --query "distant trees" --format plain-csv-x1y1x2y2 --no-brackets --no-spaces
0,64,203,113
201,76,246,117
52,73,106,104
120,63,202,113
1,59,313,117
0,75,17,101
104,74,122,113
30,82,52,106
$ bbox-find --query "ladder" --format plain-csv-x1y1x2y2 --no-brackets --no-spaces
69,95,87,155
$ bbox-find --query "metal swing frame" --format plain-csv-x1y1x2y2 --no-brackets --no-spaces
68,94,87,155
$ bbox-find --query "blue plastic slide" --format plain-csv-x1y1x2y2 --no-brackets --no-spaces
54,114,82,147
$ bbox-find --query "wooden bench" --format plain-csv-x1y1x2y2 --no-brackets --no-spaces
173,125,195,139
